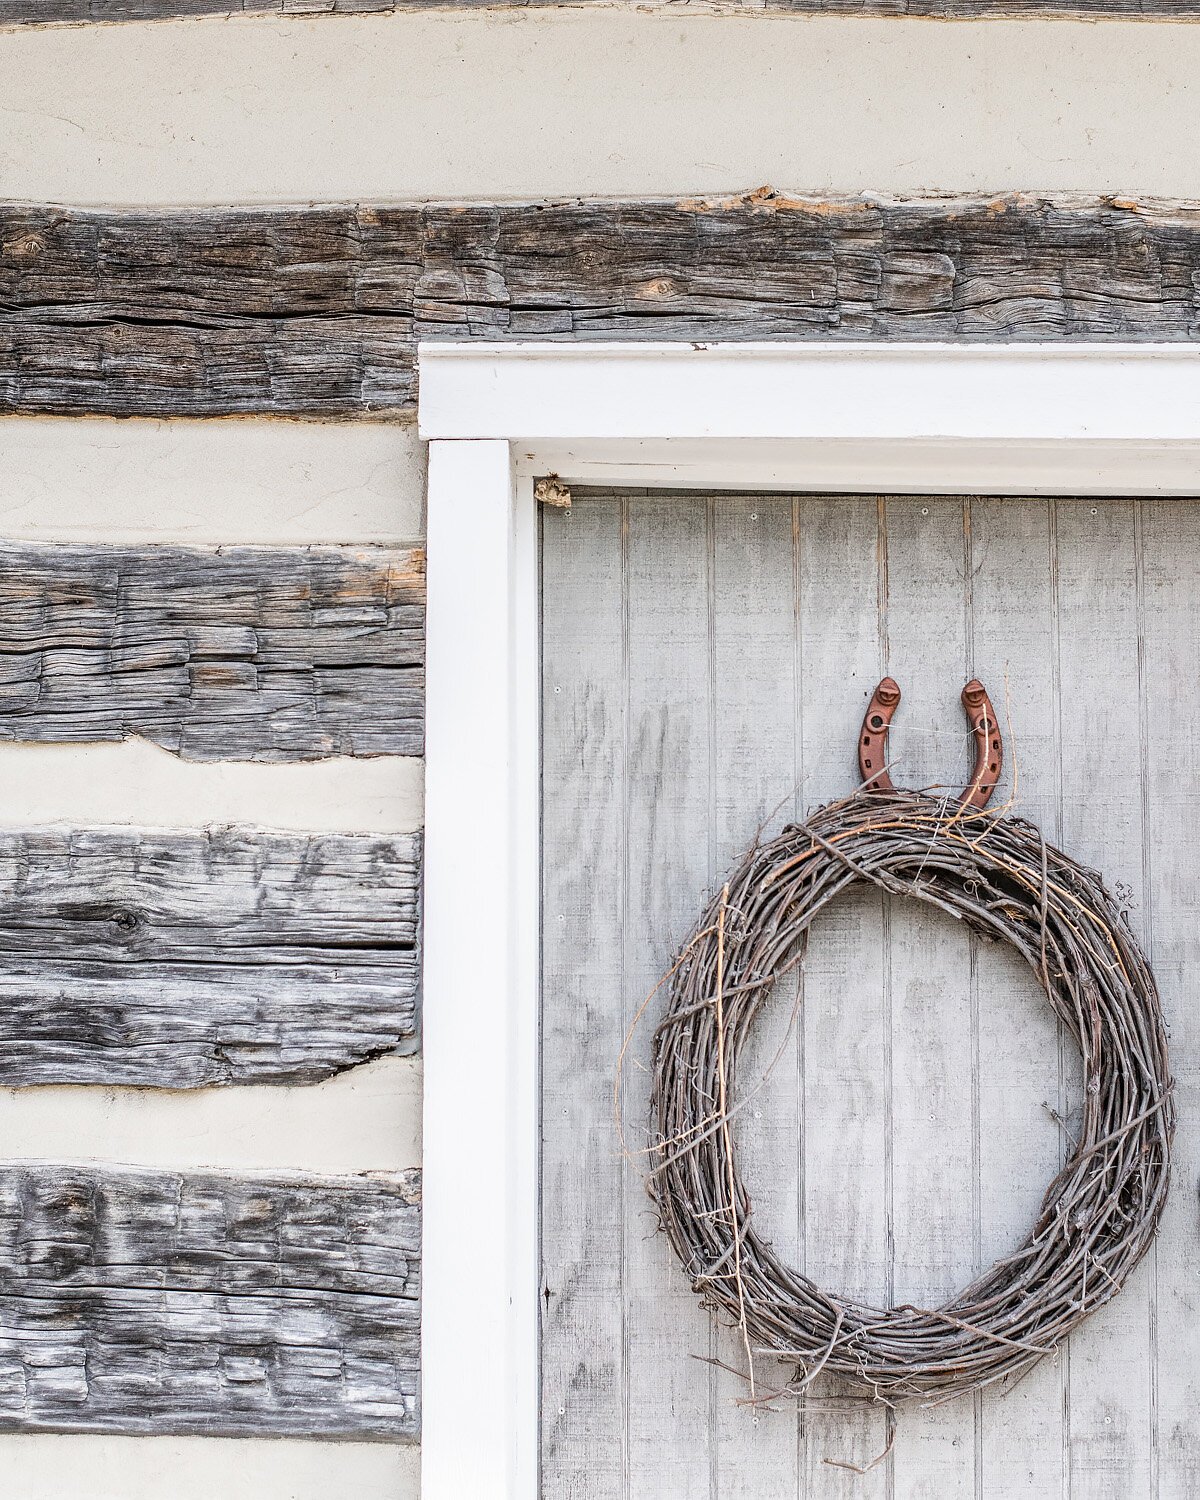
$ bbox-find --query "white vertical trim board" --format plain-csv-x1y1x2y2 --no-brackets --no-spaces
422,441,540,1499
418,340,1200,1500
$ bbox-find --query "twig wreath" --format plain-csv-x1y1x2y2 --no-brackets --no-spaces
645,680,1174,1404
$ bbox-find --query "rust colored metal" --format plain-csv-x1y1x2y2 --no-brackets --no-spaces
859,676,1002,810
959,678,1003,811
858,677,901,793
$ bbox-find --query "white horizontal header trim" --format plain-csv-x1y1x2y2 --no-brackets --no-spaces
418,341,1200,446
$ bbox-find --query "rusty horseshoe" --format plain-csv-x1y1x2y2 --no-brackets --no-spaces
858,676,1003,810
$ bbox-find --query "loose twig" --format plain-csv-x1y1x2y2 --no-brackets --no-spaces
823,1426,897,1475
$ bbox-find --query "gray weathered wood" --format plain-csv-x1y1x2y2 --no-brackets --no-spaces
798,496,890,1494
2,195,1199,418
970,497,1067,1492
0,826,419,1087
1055,499,1155,1499
0,542,423,759
1,0,1197,23
1140,501,1200,1499
709,494,802,1495
0,1162,420,1439
540,488,1185,1498
540,497,626,1498
622,495,713,1494
884,497,977,1496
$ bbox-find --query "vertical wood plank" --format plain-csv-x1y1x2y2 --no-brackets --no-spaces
708,494,803,1497
540,497,627,1500
883,496,977,1500
1055,498,1155,1500
797,495,892,1497
623,493,715,1499
1139,500,1200,1500
970,497,1069,1498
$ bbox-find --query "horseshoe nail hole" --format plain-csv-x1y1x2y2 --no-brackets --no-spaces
864,760,873,769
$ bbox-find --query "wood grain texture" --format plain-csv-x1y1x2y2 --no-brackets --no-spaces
540,497,626,1497
1055,499,1155,1500
0,1162,420,1438
2,1,1198,23
0,542,423,760
883,497,977,1497
2,194,1199,417
620,495,712,1496
970,498,1067,1493
797,497,891,1495
0,827,419,1088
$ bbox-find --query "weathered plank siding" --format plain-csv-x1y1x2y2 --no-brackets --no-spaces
0,543,423,759
1,0,1196,22
540,490,1198,1497
0,827,419,1087
0,1163,420,1438
2,195,1198,417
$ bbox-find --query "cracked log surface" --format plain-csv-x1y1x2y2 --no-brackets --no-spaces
0,1163,420,1438
0,542,424,759
0,1,1196,20
0,827,420,1087
2,194,1199,417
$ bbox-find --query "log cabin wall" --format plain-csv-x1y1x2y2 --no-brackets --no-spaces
0,7,1198,1500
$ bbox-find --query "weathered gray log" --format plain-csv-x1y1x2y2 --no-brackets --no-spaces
2,193,1199,418
0,827,419,1087
0,542,423,759
0,1163,420,1438
1,0,1197,21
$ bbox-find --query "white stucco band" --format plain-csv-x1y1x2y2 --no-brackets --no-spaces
0,417,425,545
1,12,1199,203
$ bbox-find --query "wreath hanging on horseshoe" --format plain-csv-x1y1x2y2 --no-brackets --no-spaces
646,679,1174,1403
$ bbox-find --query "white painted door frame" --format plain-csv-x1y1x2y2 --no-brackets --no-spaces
417,340,1200,1500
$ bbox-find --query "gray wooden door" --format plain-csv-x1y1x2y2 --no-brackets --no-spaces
540,491,1198,1500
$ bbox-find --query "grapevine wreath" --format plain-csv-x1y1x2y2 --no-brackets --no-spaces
646,679,1174,1403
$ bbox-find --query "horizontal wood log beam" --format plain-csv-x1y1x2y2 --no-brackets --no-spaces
0,827,420,1087
0,1,1195,22
0,542,424,759
2,194,1199,418
0,1163,420,1438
